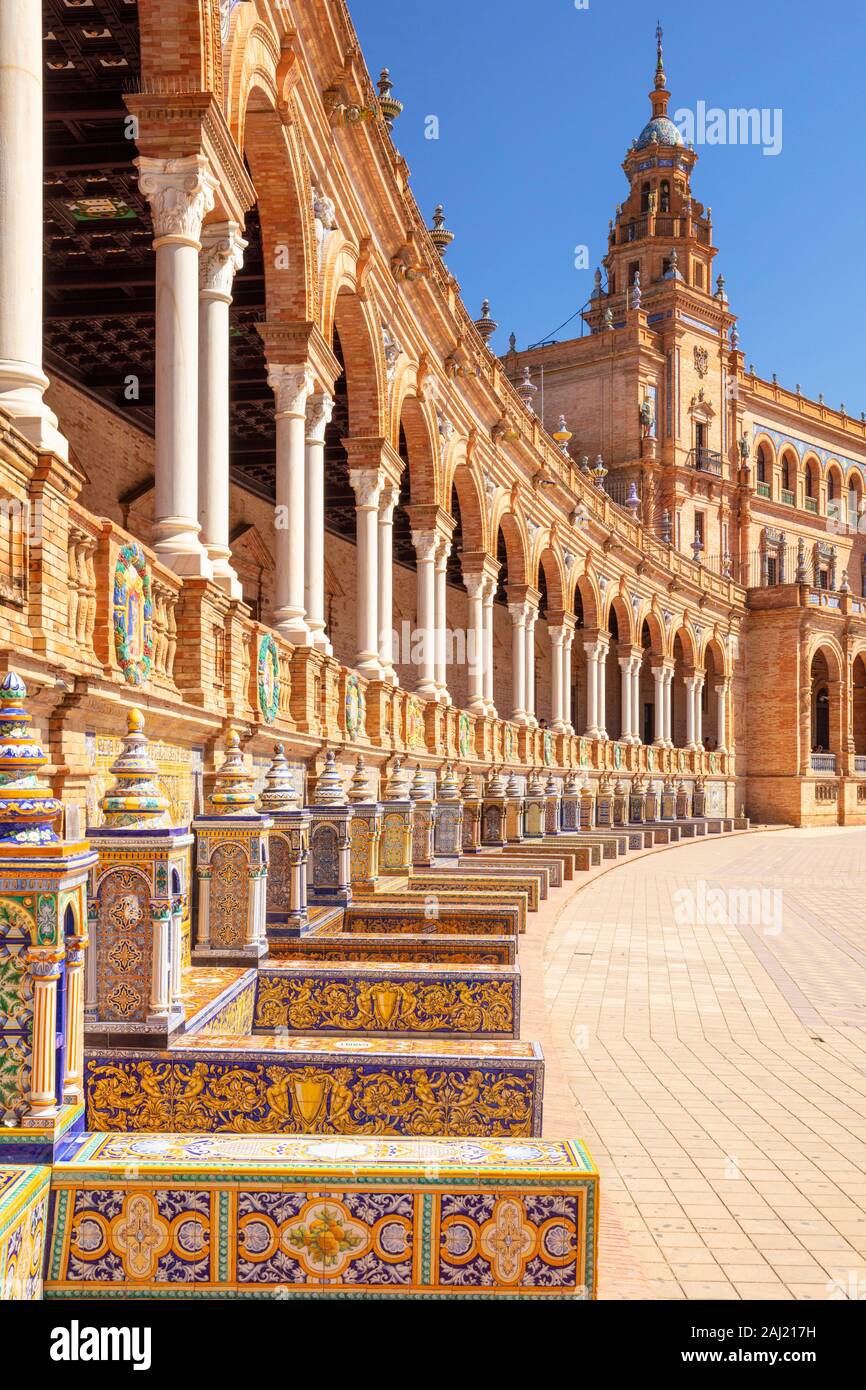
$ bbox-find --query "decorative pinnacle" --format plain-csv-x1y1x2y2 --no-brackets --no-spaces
409,761,429,801
209,726,258,815
474,298,498,342
376,68,403,130
313,749,347,806
101,704,171,830
505,769,521,798
429,205,454,257
439,761,460,800
459,766,478,799
526,766,545,796
384,755,410,799
517,366,538,413
485,765,506,798
348,754,372,805
258,742,300,814
655,20,666,89
0,671,64,844
552,414,573,455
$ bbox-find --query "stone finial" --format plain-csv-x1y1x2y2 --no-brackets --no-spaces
486,766,507,797
731,324,739,349
591,267,603,299
504,770,520,798
209,726,258,814
508,331,517,352
603,306,614,331
459,766,478,799
384,755,410,799
258,743,300,814
376,68,403,129
313,749,346,806
630,270,642,310
101,705,171,830
0,671,63,844
409,762,430,801
614,776,626,796
517,366,537,412
347,755,372,805
526,766,545,796
429,205,454,257
545,771,559,796
564,769,580,794
474,299,498,342
439,761,460,800
840,569,851,594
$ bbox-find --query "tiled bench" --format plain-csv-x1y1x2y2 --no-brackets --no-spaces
0,1164,50,1300
409,871,540,912
254,961,521,1038
268,933,517,965
44,1132,597,1298
84,1036,545,1137
344,899,523,937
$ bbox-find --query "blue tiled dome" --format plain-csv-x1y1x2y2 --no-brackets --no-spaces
635,115,683,150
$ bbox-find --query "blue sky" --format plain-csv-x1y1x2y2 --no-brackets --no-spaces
351,0,866,413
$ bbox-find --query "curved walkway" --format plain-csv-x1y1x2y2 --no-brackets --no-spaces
527,828,866,1300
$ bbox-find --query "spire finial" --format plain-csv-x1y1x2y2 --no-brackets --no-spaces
655,20,666,88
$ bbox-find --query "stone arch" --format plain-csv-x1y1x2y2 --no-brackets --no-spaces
332,289,388,438
779,445,797,497
571,570,601,632
537,545,566,614
397,394,438,508
492,510,529,589
702,635,728,750
852,649,866,757
242,79,316,324
605,590,635,646
448,456,487,555
639,605,666,660
808,641,844,757
826,460,845,514
753,433,776,483
803,451,821,503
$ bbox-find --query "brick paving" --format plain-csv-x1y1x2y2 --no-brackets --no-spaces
527,829,866,1300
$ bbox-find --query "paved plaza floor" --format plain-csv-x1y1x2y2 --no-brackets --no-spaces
522,828,866,1300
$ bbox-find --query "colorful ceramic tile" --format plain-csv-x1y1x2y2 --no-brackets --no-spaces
84,1037,544,1138
45,1134,597,1298
0,1164,50,1299
253,962,520,1038
267,935,517,965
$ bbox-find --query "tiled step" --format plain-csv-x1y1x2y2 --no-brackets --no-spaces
344,897,522,937
85,966,257,1049
253,961,521,1038
267,933,517,965
84,1036,545,1137
44,1132,597,1298
463,854,555,891
409,870,540,911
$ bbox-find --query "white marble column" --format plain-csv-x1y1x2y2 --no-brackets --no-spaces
562,622,575,733
716,681,728,751
631,656,642,744
694,675,705,749
349,469,383,678
377,481,399,682
597,640,609,739
619,656,633,744
26,952,61,1119
149,905,170,1017
0,1,66,457
464,572,487,714
483,575,498,715
412,528,438,698
268,364,312,644
435,534,451,703
198,222,246,598
653,666,666,746
664,666,674,747
549,626,565,731
304,392,335,654
685,675,697,750
508,602,528,724
584,641,600,739
138,155,218,578
525,601,539,726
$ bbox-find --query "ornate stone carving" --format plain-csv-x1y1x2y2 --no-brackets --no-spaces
267,364,313,417
137,156,218,245
199,223,247,299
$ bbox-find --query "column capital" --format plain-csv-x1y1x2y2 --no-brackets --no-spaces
137,154,218,247
342,435,403,485
199,221,247,300
305,392,335,443
583,635,608,658
378,479,400,519
508,601,529,626
464,571,486,600
349,468,384,509
548,624,566,644
461,550,501,587
411,528,438,564
267,363,314,418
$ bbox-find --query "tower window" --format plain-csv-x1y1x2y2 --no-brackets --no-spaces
641,182,651,212
628,261,640,285
693,262,704,289
756,446,766,484
660,180,670,212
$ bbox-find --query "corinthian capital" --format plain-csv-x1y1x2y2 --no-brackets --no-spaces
349,468,384,509
200,222,248,299
137,155,218,246
411,529,438,564
267,364,314,417
305,392,335,442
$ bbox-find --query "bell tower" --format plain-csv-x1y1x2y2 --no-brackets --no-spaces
591,24,718,317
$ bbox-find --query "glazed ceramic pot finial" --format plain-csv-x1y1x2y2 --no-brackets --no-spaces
101,704,171,830
313,749,347,806
0,670,64,844
258,742,300,814
438,761,460,800
209,725,258,815
348,754,372,805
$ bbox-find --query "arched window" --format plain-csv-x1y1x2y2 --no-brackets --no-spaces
805,462,815,497
641,182,650,212
660,180,670,212
756,446,766,484
781,455,790,492
828,470,838,500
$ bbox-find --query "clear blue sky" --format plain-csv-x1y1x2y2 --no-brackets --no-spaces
351,0,866,413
